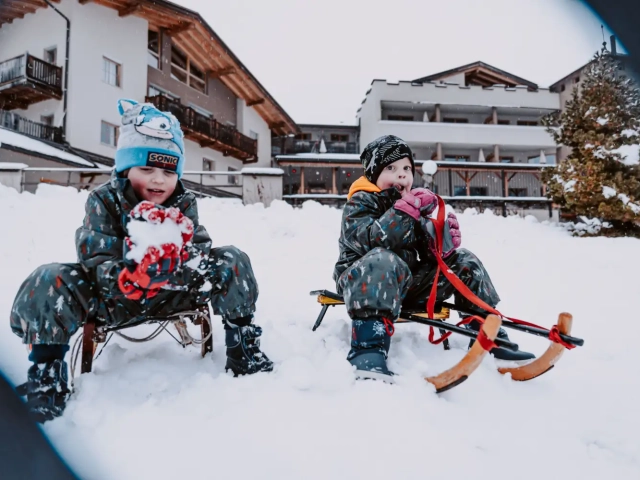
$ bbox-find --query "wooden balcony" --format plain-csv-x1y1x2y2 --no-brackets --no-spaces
0,110,63,143
0,53,63,110
145,94,258,163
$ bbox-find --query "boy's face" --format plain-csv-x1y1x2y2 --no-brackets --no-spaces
375,157,414,193
127,166,178,205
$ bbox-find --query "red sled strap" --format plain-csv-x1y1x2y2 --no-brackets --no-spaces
425,195,574,349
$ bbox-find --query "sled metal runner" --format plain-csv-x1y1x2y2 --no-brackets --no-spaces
76,305,213,376
310,289,582,391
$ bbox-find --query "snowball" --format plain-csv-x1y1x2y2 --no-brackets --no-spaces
125,218,185,263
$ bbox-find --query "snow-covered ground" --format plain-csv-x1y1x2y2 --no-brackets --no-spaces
1,184,639,480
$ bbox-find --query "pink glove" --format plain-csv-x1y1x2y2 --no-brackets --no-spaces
412,188,438,217
394,189,438,220
444,212,461,257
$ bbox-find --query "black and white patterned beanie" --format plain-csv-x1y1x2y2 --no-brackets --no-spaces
360,135,415,184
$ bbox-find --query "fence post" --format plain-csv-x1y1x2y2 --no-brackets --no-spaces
241,168,283,207
0,163,28,192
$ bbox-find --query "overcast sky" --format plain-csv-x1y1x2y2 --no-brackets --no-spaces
175,0,620,125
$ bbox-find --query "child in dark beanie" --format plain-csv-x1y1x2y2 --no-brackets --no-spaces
334,134,534,382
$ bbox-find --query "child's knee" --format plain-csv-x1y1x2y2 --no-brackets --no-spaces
213,245,250,266
362,247,411,277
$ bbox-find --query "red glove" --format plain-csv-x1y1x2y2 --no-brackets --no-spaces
118,202,194,300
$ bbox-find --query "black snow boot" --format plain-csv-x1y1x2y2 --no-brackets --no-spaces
224,318,273,376
348,317,394,382
16,359,70,423
466,319,536,361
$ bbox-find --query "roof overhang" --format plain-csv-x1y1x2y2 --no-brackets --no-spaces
1,0,298,136
0,0,59,26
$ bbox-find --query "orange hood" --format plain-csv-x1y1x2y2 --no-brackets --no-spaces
347,176,381,199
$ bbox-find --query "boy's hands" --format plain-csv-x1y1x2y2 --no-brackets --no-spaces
411,188,438,217
118,202,195,300
394,188,438,220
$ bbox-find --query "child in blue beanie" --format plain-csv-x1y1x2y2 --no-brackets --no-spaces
10,99,273,423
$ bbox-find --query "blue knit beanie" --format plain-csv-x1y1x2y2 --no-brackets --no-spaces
114,99,185,178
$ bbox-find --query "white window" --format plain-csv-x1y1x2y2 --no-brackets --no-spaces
101,121,119,147
170,43,206,94
102,57,121,87
228,167,239,185
43,47,57,65
148,30,160,69
148,85,179,101
190,104,213,118
203,158,215,171
249,130,259,140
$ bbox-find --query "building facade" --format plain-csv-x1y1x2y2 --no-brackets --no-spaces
0,0,297,195
277,62,560,217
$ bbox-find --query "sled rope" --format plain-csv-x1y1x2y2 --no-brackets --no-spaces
427,196,575,350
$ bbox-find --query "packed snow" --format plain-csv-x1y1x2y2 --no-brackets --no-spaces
612,144,640,166
125,215,187,264
0,127,95,167
1,183,639,480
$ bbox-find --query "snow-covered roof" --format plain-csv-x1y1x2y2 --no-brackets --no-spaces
0,128,95,167
241,167,285,175
276,153,362,161
0,162,29,170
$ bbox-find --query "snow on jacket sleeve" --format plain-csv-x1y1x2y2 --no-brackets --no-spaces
170,194,213,286
75,189,127,297
342,191,419,257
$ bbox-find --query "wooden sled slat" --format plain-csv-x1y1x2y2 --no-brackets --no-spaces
497,313,573,381
425,314,501,393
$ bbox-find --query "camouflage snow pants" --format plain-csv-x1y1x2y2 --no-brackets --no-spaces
10,246,258,346
336,247,501,321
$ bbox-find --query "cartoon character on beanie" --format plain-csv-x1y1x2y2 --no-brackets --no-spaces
114,99,186,178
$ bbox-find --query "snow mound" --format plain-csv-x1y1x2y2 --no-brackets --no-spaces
1,185,640,479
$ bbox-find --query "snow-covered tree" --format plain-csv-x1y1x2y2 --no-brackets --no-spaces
543,48,640,237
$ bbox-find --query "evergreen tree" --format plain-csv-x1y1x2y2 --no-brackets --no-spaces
543,48,640,236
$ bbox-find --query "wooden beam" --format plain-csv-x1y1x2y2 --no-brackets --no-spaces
1,4,33,17
246,98,264,107
78,0,93,4
118,3,143,17
16,0,48,7
211,67,236,78
268,121,285,130
166,22,194,36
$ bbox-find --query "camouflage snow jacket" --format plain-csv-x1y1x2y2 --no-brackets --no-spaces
75,172,212,326
333,177,433,282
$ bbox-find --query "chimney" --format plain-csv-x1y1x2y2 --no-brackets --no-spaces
610,35,618,56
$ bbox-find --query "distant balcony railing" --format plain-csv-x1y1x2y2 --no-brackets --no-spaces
145,94,257,162
0,110,63,143
273,137,358,155
0,53,62,92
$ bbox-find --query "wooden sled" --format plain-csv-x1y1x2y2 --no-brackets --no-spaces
425,314,501,393
310,290,579,392
497,312,573,381
77,305,213,375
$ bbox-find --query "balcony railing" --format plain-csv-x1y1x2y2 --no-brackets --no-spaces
273,137,358,155
145,94,257,162
0,53,63,109
0,110,63,143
